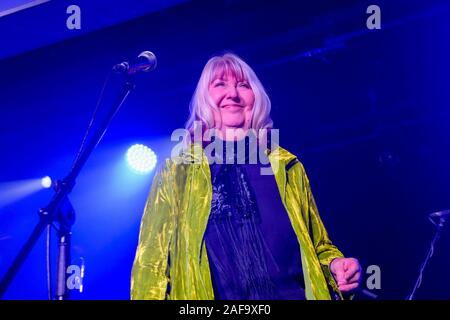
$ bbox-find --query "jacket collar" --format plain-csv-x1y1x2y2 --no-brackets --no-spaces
178,142,298,167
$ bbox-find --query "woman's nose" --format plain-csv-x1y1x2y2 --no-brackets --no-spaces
226,85,239,100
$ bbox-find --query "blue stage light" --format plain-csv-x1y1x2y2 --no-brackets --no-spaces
41,176,52,189
126,144,157,174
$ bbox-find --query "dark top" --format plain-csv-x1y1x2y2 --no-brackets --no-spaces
203,138,306,300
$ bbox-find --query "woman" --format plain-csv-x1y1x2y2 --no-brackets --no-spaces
131,53,361,300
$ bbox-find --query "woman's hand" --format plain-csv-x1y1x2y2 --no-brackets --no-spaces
330,257,362,293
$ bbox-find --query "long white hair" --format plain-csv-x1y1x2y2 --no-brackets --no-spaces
185,53,273,141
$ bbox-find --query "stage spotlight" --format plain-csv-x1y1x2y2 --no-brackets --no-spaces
126,144,157,174
41,176,52,189
1,177,48,208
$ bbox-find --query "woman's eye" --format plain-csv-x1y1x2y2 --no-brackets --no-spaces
214,81,225,87
239,82,250,88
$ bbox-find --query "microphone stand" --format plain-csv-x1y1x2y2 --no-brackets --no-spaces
0,76,136,300
406,216,446,300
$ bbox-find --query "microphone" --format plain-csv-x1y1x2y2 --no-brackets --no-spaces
113,51,157,75
429,210,450,221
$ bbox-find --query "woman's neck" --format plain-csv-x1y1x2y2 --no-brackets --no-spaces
216,127,249,141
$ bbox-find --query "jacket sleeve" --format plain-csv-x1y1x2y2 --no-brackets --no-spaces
301,165,345,296
130,160,176,300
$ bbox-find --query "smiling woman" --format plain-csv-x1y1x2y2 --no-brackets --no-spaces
208,67,255,136
185,54,273,142
130,53,362,300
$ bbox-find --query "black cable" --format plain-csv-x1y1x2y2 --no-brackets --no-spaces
71,70,113,172
46,224,52,300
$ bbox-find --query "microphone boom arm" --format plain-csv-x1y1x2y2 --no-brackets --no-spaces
0,76,136,299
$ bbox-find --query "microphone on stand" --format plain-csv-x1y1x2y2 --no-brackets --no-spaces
429,210,450,219
113,51,157,75
407,209,449,300
429,210,450,225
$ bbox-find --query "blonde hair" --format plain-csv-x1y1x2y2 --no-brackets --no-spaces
185,53,273,138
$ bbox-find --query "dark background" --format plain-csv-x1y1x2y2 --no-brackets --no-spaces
0,0,449,299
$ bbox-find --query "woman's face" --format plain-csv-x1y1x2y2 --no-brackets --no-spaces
208,73,255,136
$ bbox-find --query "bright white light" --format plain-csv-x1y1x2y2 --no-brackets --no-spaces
41,176,52,189
126,144,157,174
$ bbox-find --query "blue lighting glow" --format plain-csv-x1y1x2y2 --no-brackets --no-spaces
126,144,157,174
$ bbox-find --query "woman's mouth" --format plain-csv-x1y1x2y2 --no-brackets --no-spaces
222,104,243,111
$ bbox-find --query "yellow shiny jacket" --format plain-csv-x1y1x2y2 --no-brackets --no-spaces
131,143,344,300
